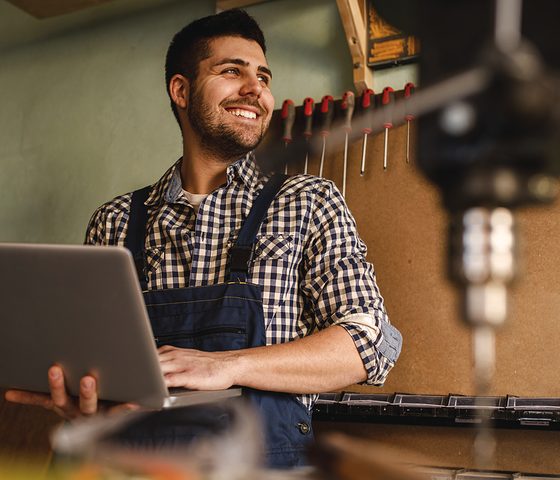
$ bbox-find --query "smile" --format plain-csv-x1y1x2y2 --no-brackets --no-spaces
225,108,258,120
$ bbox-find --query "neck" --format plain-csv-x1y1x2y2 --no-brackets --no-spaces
180,133,243,195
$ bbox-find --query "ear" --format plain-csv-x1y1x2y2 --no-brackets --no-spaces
169,74,189,109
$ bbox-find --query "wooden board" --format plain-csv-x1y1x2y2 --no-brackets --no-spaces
342,123,560,399
315,421,560,475
0,391,60,466
336,0,373,93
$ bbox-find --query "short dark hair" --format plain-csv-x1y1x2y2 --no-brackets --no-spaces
165,9,267,124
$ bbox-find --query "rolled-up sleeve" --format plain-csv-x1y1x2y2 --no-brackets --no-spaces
301,180,402,386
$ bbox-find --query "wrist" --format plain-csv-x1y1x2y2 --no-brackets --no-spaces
223,349,250,387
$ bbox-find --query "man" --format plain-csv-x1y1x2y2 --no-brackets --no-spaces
6,9,401,467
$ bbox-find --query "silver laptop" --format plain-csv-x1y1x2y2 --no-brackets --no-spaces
0,243,240,409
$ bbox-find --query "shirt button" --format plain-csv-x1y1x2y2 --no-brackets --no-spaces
297,422,310,435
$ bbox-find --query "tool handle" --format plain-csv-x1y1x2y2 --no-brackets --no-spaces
360,88,375,135
382,86,395,129
281,99,295,143
303,97,314,138
404,82,416,122
319,95,334,136
341,91,355,132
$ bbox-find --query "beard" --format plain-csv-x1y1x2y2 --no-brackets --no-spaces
187,84,270,163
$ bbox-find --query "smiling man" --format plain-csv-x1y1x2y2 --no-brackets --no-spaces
6,9,402,468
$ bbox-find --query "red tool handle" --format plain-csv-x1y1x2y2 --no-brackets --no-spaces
303,97,314,138
319,95,334,137
281,99,295,143
341,91,355,132
382,86,395,129
404,82,416,122
360,88,375,135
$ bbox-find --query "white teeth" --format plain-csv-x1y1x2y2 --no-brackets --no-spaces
228,109,257,119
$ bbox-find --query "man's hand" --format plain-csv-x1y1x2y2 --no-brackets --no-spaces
159,326,367,394
4,365,139,420
158,345,238,390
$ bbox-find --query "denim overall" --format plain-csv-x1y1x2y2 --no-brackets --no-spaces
122,174,313,468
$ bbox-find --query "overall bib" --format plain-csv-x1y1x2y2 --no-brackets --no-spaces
122,174,313,468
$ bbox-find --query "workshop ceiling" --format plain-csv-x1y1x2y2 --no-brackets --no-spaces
4,0,268,18
0,0,178,51
5,0,116,18
0,0,271,52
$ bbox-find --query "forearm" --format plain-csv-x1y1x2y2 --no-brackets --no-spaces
226,325,367,393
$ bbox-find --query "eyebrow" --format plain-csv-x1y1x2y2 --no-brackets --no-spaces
214,58,273,79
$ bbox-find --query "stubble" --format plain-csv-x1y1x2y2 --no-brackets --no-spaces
187,84,270,163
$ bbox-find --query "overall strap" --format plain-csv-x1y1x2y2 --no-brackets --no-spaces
229,173,288,282
124,186,151,290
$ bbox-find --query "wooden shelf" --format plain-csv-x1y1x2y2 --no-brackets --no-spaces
336,0,373,93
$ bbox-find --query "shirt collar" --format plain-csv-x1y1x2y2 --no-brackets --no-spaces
145,159,181,206
226,152,260,190
145,153,261,206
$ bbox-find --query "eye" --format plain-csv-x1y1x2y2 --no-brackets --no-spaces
222,67,239,75
257,74,271,86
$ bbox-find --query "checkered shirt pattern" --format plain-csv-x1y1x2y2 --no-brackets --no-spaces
85,154,401,410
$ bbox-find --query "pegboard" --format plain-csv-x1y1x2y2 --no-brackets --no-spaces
259,87,560,398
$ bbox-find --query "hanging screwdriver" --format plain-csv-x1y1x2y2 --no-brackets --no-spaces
359,88,375,176
404,82,416,164
340,91,355,198
382,86,395,171
302,97,314,175
318,95,334,178
281,99,295,174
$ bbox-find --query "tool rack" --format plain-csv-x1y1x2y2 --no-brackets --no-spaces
314,393,560,430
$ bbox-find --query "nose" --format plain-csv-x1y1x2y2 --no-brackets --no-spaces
239,73,263,97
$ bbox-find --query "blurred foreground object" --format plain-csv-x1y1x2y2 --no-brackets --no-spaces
313,432,426,480
369,0,560,468
50,399,264,479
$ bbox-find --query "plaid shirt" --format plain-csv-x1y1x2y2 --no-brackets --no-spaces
85,154,402,409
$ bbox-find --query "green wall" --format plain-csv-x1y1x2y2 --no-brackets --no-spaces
0,0,412,244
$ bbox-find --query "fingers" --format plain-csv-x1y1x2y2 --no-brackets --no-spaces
6,369,126,420
79,376,98,415
158,350,193,374
157,345,201,355
157,344,174,352
160,364,184,378
49,367,99,418
4,389,53,409
6,367,79,420
157,348,234,391
157,345,180,356
158,346,188,366
156,347,195,383
48,365,73,412
163,372,183,388
158,345,201,362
